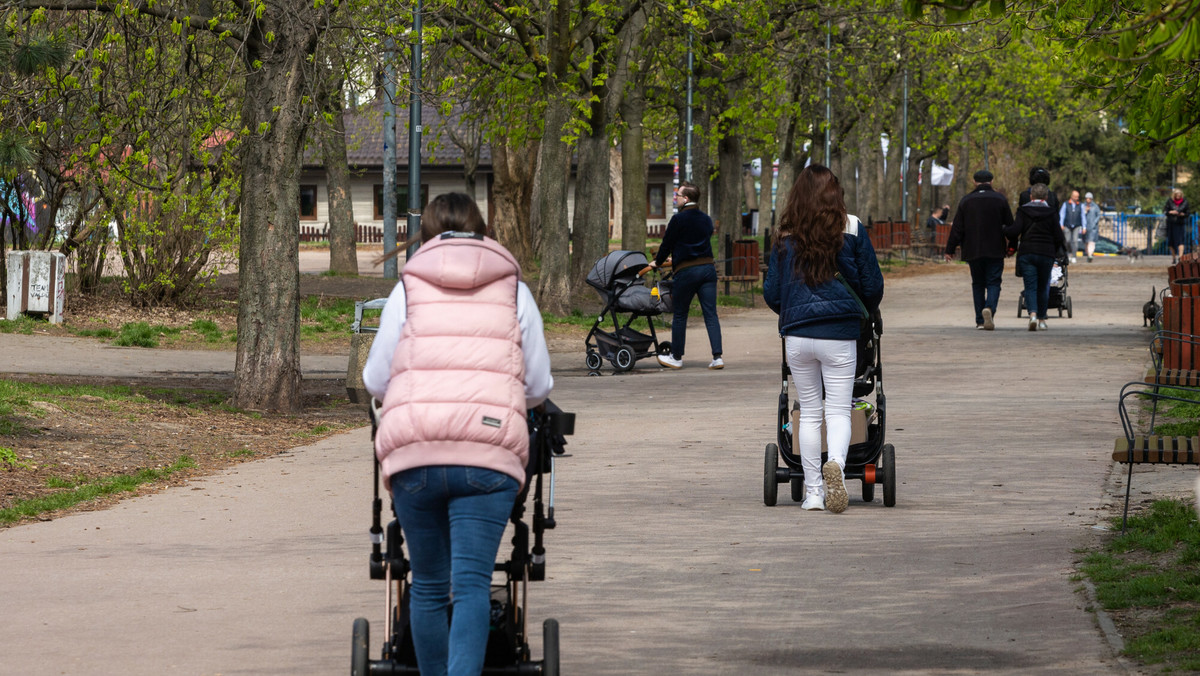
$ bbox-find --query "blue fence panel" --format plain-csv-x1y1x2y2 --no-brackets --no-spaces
1109,213,1199,255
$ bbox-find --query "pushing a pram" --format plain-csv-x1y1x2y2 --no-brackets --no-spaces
352,400,575,675
583,250,673,374
1017,254,1073,319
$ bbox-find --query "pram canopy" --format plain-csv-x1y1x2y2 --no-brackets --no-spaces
586,250,650,291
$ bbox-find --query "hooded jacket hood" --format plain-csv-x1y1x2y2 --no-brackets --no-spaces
403,232,521,291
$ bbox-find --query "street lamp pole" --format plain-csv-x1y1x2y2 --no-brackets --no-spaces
382,39,398,279
406,0,423,259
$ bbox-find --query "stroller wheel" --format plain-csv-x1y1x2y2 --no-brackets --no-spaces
585,351,603,371
542,619,560,676
882,444,897,507
862,478,875,503
351,617,370,676
764,444,779,506
790,476,805,503
1066,296,1073,318
587,370,602,377
1017,295,1025,318
656,341,672,357
612,346,635,372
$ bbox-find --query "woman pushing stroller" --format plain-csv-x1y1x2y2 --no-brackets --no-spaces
763,165,884,513
1005,182,1066,332
362,193,553,676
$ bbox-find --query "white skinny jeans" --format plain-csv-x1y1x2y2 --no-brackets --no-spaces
785,336,856,491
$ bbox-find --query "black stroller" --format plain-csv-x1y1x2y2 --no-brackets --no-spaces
762,310,896,507
583,250,672,374
352,401,575,675
1017,255,1073,318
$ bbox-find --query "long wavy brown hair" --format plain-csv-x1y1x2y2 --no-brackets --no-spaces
377,192,491,263
774,164,846,286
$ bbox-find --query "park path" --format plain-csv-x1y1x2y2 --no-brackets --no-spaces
0,257,1173,675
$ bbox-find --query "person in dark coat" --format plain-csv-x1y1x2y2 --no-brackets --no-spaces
1005,183,1066,331
1018,167,1060,217
1165,188,1191,264
763,164,884,514
944,169,1015,330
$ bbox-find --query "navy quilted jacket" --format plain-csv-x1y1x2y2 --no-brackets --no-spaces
762,217,885,340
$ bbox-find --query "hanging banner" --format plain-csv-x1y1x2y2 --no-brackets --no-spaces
931,162,955,186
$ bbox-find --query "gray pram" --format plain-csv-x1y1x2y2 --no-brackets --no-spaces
583,250,672,373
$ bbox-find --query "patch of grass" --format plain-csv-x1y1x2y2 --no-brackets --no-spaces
45,474,85,489
190,319,225,343
716,294,747,308
300,296,359,336
0,316,38,334
113,321,158,347
0,456,196,525
72,327,117,339
0,446,32,469
1079,499,1200,670
1151,388,1200,437
226,448,256,458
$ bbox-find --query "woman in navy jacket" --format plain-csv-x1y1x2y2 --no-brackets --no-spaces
763,165,884,513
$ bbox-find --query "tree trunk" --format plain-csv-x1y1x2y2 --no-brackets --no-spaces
716,131,741,244
570,100,611,304
320,78,358,275
490,137,537,275
609,146,622,243
757,157,773,234
232,38,312,412
620,91,647,253
533,95,573,315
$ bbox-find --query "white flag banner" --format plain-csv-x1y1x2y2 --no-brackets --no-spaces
931,162,954,186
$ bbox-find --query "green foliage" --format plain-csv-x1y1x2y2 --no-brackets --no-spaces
299,296,359,335
0,316,37,334
0,446,31,469
72,327,117,338
189,319,225,343
113,321,159,347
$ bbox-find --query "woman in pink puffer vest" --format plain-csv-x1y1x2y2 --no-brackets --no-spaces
363,193,553,676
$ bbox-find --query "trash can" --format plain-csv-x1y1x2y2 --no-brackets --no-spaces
732,239,760,278
345,298,388,406
6,251,66,324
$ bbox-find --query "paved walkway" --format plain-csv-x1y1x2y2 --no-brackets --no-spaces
0,257,1179,674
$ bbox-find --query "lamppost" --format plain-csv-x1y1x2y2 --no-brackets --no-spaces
406,0,423,259
382,39,398,279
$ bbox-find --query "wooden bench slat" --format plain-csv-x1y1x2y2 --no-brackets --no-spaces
1112,435,1200,464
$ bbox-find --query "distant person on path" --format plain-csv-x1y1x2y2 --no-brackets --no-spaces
1082,192,1101,262
363,193,554,676
1005,183,1066,332
1165,188,1191,265
650,180,724,370
763,164,884,514
1059,190,1084,263
1019,167,1060,216
925,204,950,241
944,169,1015,330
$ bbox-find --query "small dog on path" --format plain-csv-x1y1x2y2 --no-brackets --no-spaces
1121,246,1143,262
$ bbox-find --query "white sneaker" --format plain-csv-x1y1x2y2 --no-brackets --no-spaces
822,462,848,514
1028,316,1038,331
657,354,683,369
1037,319,1048,331
981,307,994,331
708,357,724,370
801,489,825,511
1070,256,1077,263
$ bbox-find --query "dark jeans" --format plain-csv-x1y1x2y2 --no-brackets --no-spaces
670,263,723,359
1019,253,1054,319
967,257,1004,325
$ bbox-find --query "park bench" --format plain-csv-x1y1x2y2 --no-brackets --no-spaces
1145,331,1200,386
718,236,761,306
1112,380,1200,530
867,220,912,261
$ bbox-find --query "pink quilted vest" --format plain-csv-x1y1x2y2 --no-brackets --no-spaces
374,233,529,487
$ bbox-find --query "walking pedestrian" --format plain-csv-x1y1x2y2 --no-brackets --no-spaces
1019,167,1060,215
1059,190,1084,263
650,180,725,370
763,164,884,514
1005,183,1066,331
1165,188,1190,265
362,192,554,676
1082,192,1101,261
944,169,1015,330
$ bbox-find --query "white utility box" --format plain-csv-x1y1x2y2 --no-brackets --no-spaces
6,251,66,324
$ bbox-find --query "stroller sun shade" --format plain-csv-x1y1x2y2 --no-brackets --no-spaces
586,251,651,292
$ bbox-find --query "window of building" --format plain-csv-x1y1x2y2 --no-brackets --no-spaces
647,183,666,218
374,184,429,220
299,185,318,220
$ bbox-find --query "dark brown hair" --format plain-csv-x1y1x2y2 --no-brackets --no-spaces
677,181,700,204
378,192,490,263
774,164,846,286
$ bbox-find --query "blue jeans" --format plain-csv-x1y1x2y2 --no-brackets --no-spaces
391,466,520,676
1019,253,1054,320
967,257,1004,325
670,264,723,359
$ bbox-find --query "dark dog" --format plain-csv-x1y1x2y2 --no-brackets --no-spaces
1144,287,1160,327
1121,246,1143,262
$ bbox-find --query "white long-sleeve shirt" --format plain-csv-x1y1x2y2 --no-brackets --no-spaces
362,280,554,408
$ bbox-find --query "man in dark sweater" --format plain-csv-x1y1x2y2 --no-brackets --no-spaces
944,169,1015,330
649,181,724,369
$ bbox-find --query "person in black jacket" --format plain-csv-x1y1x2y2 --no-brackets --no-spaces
1165,189,1191,264
649,181,724,370
763,164,884,513
1005,183,1066,331
944,169,1015,330
1018,167,1060,217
